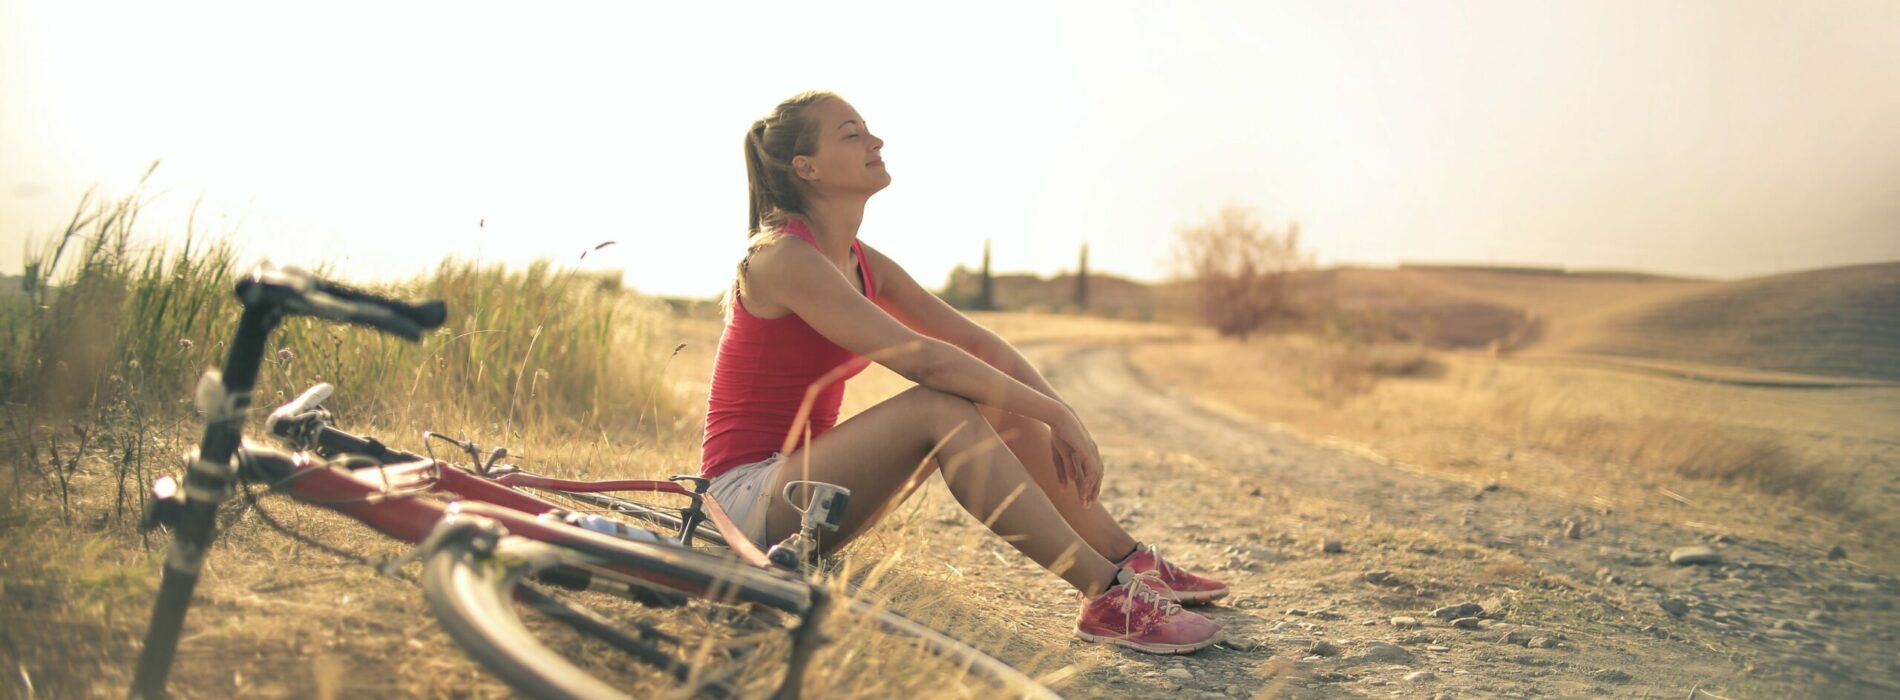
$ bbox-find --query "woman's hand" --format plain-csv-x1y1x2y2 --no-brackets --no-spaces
1048,410,1105,507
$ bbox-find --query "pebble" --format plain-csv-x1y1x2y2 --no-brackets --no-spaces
1590,668,1632,683
1498,631,1532,646
1670,546,1723,566
1225,685,1242,697
1806,611,1833,624
1827,545,1847,560
1405,671,1437,683
1218,637,1263,652
1391,616,1422,629
1426,645,1452,652
1564,519,1584,539
1432,602,1484,620
1398,634,1433,645
1285,608,1309,617
1166,668,1193,681
1363,570,1393,584
1659,598,1690,617
1354,642,1412,664
1320,538,1343,554
1528,637,1558,649
1452,617,1483,629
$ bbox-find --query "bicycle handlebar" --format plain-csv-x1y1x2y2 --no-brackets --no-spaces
237,264,447,340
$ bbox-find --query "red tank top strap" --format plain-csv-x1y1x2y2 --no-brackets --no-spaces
781,219,875,300
853,239,877,301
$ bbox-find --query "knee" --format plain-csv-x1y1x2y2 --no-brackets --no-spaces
896,386,982,431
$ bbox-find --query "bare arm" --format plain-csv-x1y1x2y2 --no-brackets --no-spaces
863,243,1064,400
743,238,1073,431
859,243,1105,502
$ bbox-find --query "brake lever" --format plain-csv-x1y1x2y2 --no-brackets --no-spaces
267,383,336,445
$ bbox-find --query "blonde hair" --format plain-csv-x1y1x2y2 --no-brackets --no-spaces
728,90,840,320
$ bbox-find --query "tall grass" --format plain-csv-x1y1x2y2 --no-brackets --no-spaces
3,184,681,521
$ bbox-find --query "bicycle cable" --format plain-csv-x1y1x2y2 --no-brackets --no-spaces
240,479,418,583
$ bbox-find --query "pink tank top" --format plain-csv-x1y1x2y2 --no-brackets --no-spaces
701,219,877,478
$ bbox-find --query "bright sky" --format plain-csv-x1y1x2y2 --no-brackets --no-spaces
3,1,1897,297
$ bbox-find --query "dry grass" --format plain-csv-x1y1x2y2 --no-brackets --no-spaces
0,189,1074,698
1132,334,1899,564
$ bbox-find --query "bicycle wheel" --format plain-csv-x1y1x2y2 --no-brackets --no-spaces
418,516,1059,700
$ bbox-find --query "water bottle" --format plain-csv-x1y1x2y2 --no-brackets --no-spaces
561,513,666,545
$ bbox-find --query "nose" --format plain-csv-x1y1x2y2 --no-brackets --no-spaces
870,132,885,151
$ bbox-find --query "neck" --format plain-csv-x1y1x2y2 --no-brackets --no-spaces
799,196,867,263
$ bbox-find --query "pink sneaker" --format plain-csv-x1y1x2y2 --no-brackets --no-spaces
1076,569,1224,654
1121,544,1229,605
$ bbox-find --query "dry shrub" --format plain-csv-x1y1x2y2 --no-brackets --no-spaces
1170,204,1309,339
1300,343,1434,402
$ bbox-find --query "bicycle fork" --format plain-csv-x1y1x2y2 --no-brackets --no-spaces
130,305,281,698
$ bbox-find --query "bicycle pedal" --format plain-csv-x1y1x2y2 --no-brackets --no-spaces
531,566,592,591
626,582,687,609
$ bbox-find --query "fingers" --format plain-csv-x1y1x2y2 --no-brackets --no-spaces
1049,443,1069,486
1088,454,1104,505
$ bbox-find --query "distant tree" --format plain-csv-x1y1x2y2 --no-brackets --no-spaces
1171,204,1309,339
979,239,994,311
1075,242,1090,310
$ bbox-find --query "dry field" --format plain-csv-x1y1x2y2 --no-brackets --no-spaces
5,193,1895,698
1132,334,1900,566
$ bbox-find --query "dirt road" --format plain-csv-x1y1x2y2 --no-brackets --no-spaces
1001,342,1900,698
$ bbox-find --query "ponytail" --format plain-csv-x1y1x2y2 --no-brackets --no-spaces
743,119,772,233
741,90,837,236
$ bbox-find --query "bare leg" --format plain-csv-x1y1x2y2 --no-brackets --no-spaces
978,405,1139,562
764,386,1120,595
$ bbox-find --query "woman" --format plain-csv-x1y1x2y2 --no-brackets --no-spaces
702,91,1226,654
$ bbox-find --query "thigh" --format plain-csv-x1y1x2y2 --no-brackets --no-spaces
763,386,989,547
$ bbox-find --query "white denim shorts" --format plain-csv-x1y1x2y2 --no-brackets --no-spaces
706,452,784,548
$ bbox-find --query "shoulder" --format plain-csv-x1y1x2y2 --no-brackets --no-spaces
857,241,908,291
742,228,823,282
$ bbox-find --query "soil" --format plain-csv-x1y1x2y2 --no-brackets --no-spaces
939,341,1900,699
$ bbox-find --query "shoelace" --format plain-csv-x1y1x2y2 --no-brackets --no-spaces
1118,570,1184,634
1141,543,1187,578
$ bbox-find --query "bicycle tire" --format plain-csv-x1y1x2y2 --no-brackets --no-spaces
420,518,1060,700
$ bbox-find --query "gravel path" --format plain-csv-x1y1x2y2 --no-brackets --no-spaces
990,343,1900,699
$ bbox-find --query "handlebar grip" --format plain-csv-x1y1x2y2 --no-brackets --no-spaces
236,264,448,341
309,277,448,330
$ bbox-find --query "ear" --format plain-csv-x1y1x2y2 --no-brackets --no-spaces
792,155,818,182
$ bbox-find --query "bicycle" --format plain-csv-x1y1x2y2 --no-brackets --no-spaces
128,263,1059,699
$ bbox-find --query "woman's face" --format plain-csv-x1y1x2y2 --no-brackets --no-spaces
794,98,890,197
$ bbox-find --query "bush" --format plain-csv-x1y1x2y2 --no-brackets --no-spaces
1170,204,1309,338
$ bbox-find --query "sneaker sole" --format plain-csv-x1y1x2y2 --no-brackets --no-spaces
1075,628,1223,655
1169,585,1229,605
